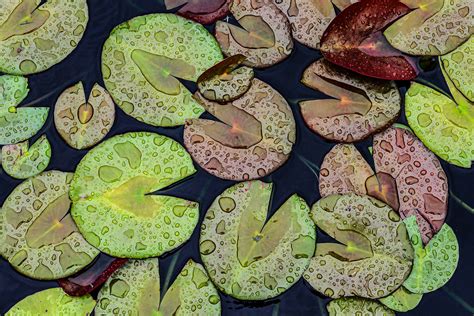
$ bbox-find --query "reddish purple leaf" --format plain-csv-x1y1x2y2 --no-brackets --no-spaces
320,0,418,80
165,0,231,24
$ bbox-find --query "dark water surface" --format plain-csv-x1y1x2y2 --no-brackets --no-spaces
1,1,473,315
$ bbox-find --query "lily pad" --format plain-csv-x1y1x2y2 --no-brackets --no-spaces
184,79,296,180
1,170,99,280
70,132,199,258
327,297,395,316
0,0,88,75
54,82,115,150
379,286,423,312
384,0,473,56
197,55,254,103
403,216,459,294
405,82,474,168
215,0,293,68
304,193,413,299
1,135,51,179
165,0,231,24
5,287,95,316
300,59,401,142
200,181,316,300
96,258,221,315
0,75,49,145
102,13,222,127
273,0,336,49
320,0,418,80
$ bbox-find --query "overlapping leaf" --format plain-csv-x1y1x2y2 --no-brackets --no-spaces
164,0,231,24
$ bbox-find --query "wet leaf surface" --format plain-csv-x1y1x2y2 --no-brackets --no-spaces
304,193,413,299
185,79,296,180
320,0,418,80
54,82,115,150
200,181,316,300
379,285,423,312
102,13,222,127
70,132,199,258
327,297,395,316
1,171,99,280
300,59,401,142
0,0,88,75
165,0,231,24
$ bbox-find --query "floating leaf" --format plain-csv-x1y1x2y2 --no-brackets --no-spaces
5,288,95,316
70,132,199,258
200,181,316,300
384,0,473,56
379,286,423,312
1,171,99,280
58,255,128,297
300,59,400,142
198,55,254,103
102,14,222,127
320,0,418,80
273,0,336,49
215,0,293,68
54,82,115,150
1,135,51,179
0,75,48,145
365,172,399,212
185,79,296,180
0,0,88,75
304,193,413,299
327,297,395,316
164,0,231,24
403,216,459,294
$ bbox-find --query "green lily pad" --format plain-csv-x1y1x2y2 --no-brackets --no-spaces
1,170,99,280
304,193,413,299
403,216,459,294
200,181,316,300
6,287,95,316
327,297,395,316
102,13,222,127
54,82,115,150
95,258,221,315
1,134,51,179
0,0,89,75
70,132,199,258
0,75,49,145
379,286,423,312
405,82,474,168
384,0,473,55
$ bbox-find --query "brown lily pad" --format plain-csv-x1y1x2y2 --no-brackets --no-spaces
215,0,293,68
165,0,232,24
198,55,254,103
300,59,401,142
184,79,296,180
273,0,336,49
365,172,400,211
54,82,115,150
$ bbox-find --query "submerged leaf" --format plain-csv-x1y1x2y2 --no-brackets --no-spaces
185,79,296,180
102,13,222,127
1,171,99,280
200,181,316,300
300,59,400,142
6,288,95,316
165,0,231,24
379,286,423,312
0,0,88,75
327,297,395,316
304,194,413,299
70,132,199,258
54,82,115,150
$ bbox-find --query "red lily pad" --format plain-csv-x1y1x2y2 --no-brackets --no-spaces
165,0,231,24
58,255,128,296
320,0,418,80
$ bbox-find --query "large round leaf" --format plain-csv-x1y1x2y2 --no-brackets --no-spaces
102,13,222,127
6,288,95,316
379,286,423,312
304,193,413,299
384,0,473,56
185,79,296,181
70,132,199,258
1,171,99,280
0,0,88,75
200,181,316,300
300,59,400,142
327,297,395,316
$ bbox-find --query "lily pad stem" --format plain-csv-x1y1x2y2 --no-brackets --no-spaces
450,190,474,214
162,249,181,296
